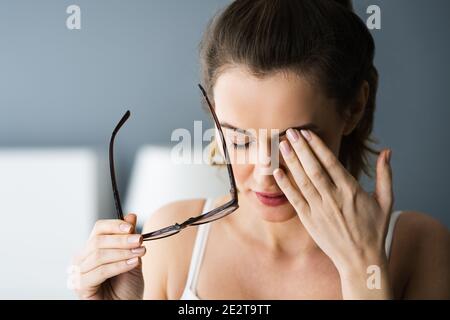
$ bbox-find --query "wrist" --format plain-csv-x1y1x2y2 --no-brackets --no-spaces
336,249,393,300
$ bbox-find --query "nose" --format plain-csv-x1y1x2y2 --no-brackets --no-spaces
253,136,280,177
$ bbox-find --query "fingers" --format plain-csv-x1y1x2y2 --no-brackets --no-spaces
298,129,355,186
124,214,137,232
285,129,336,197
83,216,142,258
79,257,142,290
80,247,146,274
88,234,143,252
374,149,393,215
90,217,135,238
279,140,320,202
273,168,310,219
70,215,145,298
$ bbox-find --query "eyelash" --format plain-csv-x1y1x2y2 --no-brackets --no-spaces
230,136,290,150
229,131,318,150
231,141,253,149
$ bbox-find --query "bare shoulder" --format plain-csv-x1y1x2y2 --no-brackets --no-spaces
141,198,207,300
392,210,450,299
395,211,449,247
143,198,207,234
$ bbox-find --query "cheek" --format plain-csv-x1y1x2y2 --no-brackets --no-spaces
320,131,342,157
231,163,253,187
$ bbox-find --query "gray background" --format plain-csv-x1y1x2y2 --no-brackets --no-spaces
0,0,449,227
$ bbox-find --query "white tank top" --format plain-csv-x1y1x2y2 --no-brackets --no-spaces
180,198,403,300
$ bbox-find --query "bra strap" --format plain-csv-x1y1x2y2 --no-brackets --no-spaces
385,210,403,258
185,199,213,292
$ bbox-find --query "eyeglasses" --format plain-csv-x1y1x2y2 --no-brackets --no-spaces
109,84,239,241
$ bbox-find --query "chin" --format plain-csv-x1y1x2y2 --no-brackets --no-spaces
258,208,298,223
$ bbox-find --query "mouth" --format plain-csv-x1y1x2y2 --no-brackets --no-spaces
253,191,288,207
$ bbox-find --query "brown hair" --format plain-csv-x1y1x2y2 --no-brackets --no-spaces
199,0,379,180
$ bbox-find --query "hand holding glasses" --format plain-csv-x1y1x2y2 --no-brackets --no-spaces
109,84,239,241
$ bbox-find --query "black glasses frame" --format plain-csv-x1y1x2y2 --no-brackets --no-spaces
108,84,239,241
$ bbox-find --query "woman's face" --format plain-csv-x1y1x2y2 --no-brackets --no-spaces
213,67,347,223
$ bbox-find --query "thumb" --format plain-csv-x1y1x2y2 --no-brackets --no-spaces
373,149,393,215
124,213,138,233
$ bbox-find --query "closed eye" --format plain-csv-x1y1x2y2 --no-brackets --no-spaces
231,141,253,149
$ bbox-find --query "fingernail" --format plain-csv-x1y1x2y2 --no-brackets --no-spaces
126,257,138,265
119,223,131,233
287,128,299,142
279,141,292,156
273,168,284,180
131,247,146,254
300,130,311,141
128,234,141,244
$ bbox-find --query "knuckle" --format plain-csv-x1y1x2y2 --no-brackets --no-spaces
122,235,132,246
112,261,128,275
93,220,103,232
90,235,102,249
343,181,359,197
97,265,109,279
279,175,290,188
112,261,124,273
92,249,103,263
283,152,295,163
325,193,342,211
311,169,323,181
293,197,304,208
122,249,133,260
298,176,310,190
325,156,339,170
293,198,308,214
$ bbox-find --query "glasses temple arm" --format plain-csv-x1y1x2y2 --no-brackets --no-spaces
109,110,130,220
197,84,238,200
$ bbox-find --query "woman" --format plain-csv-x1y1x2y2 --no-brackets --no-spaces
71,0,450,299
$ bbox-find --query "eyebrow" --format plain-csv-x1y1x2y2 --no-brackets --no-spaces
219,122,319,138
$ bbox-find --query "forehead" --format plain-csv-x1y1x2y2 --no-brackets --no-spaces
212,66,335,129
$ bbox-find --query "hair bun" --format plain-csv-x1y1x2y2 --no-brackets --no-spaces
333,0,353,11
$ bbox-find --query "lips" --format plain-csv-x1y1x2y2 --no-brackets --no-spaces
254,191,288,207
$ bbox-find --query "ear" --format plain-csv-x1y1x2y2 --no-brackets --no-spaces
343,81,370,136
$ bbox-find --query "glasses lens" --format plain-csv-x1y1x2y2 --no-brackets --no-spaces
142,226,180,241
192,205,237,225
